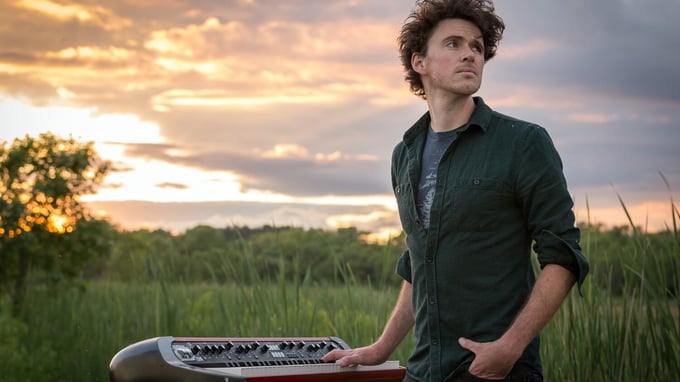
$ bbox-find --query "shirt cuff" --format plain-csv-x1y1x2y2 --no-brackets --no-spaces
395,249,412,283
535,229,590,295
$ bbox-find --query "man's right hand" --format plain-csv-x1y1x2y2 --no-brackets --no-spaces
321,344,389,367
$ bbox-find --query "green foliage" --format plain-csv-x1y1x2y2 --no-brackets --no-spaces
91,221,678,301
0,133,110,234
580,224,679,298
0,133,112,316
0,311,58,381
101,225,405,288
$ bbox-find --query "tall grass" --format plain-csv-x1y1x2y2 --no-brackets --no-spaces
2,280,406,382
2,197,678,381
540,194,679,381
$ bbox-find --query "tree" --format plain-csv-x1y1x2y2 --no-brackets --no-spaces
0,133,111,316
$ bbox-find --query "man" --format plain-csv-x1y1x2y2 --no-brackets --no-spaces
322,0,589,381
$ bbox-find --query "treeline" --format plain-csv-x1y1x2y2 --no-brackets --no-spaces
86,224,405,288
73,221,678,297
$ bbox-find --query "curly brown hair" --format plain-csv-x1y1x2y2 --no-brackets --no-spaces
398,0,505,97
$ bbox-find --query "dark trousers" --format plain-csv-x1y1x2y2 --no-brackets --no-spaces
402,363,543,382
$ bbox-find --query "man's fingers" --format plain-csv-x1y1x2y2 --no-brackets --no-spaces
321,349,354,366
335,356,356,367
321,349,342,362
458,337,479,353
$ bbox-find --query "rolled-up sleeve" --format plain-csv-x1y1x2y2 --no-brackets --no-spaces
395,249,412,283
534,229,589,293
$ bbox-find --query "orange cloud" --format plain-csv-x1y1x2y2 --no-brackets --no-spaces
15,0,132,30
260,144,310,159
151,89,340,111
45,46,135,62
566,113,621,124
257,144,378,162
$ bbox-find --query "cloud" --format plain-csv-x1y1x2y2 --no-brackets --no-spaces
156,182,189,190
86,200,401,236
122,141,390,196
1,0,679,234
15,0,132,30
493,0,680,103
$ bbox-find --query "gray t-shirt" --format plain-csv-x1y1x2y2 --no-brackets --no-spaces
416,126,459,229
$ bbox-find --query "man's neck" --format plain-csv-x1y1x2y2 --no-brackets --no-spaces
426,95,476,133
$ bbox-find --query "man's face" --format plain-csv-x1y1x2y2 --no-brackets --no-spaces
414,18,485,98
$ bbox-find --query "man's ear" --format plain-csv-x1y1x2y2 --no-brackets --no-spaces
412,52,426,74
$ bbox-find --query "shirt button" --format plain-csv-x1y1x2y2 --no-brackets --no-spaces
473,179,481,185
426,257,433,263
429,297,436,304
432,339,439,345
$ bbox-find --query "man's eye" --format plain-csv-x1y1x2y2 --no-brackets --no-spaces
446,41,457,48
472,45,483,53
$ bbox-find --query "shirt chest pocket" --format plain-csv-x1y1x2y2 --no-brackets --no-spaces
445,178,504,232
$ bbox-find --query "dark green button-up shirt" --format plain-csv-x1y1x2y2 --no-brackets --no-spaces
391,97,589,382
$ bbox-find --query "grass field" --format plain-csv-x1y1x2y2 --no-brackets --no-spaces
3,267,678,381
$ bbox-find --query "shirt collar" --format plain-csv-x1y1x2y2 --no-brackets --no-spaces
403,96,492,144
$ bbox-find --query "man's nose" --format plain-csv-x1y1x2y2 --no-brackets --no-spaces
461,48,476,62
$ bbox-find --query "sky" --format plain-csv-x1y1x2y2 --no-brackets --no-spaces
1,0,679,240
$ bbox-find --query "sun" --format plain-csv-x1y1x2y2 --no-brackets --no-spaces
48,214,72,234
